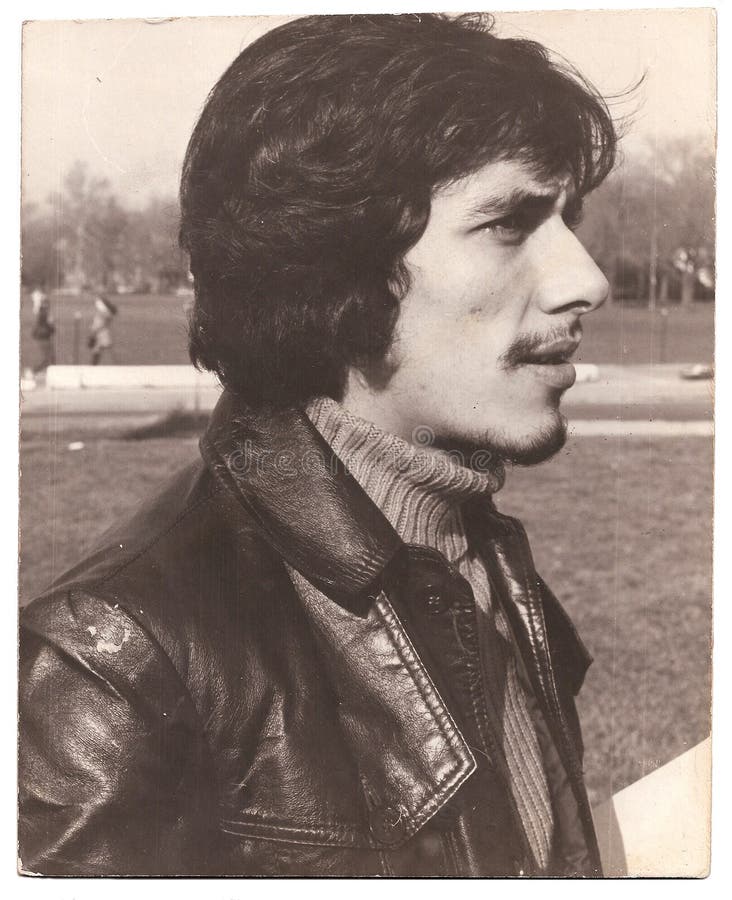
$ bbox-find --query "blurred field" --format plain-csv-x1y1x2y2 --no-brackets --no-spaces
20,292,715,369
19,430,712,804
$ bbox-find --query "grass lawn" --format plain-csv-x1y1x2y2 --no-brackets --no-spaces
20,291,714,369
19,431,712,806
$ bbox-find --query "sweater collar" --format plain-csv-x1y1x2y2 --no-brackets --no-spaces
306,397,505,563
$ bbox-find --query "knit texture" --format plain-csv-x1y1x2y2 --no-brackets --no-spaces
306,397,555,871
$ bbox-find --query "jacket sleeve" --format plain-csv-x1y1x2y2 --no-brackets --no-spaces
19,590,220,876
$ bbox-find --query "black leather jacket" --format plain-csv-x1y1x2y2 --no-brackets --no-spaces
19,392,601,877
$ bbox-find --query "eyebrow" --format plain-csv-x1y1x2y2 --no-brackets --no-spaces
462,185,564,223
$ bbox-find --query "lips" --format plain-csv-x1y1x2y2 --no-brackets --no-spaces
518,339,579,390
522,339,579,366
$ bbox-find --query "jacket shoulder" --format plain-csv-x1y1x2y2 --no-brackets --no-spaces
23,455,294,703
21,586,192,706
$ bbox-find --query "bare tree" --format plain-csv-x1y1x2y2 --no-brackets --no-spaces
579,135,715,305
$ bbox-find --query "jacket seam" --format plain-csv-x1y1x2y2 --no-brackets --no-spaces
220,810,362,834
219,824,369,849
219,813,370,847
220,820,360,839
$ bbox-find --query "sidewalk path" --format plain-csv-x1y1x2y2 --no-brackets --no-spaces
564,363,712,412
569,420,712,437
20,364,713,437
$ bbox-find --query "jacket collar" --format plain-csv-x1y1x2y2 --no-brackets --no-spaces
200,391,403,616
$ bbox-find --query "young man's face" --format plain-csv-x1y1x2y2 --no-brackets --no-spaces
351,159,609,464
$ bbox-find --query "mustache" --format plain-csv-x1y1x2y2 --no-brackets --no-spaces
498,325,582,370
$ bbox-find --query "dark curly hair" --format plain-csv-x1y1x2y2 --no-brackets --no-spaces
179,13,617,406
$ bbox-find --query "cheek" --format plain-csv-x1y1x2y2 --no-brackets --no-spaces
394,256,528,373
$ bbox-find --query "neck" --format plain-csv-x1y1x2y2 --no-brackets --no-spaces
339,370,421,445
340,369,504,469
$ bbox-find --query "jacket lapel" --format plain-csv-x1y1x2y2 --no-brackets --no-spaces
288,565,476,844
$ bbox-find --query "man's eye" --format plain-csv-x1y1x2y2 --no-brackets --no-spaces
480,214,530,243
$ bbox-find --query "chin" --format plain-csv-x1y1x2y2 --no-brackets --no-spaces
434,410,568,469
500,412,569,466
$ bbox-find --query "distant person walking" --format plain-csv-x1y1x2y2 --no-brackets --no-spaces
30,289,55,374
30,286,46,316
88,294,118,365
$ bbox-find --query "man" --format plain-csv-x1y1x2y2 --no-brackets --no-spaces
30,289,55,375
19,13,616,877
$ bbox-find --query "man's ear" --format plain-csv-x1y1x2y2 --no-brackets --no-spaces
348,345,401,394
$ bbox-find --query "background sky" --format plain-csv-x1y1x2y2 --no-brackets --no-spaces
21,7,716,209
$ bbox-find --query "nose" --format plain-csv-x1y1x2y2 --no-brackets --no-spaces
531,219,609,316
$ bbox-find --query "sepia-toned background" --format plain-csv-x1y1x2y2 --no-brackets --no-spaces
19,7,714,817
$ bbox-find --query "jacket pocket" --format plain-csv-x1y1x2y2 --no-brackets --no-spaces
219,808,453,876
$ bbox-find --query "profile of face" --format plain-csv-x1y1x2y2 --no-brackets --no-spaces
345,159,609,465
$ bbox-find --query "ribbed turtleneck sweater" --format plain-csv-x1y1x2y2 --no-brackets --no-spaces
304,397,555,872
